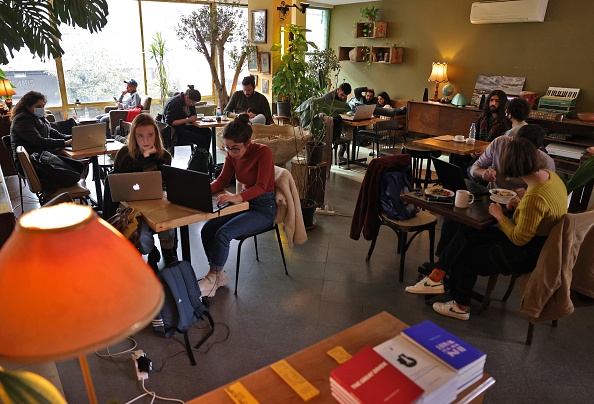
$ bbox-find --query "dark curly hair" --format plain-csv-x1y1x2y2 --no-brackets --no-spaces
222,113,252,144
11,91,46,119
506,97,531,122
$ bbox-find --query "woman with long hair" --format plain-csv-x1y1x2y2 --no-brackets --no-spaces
113,113,177,271
199,114,276,298
9,91,83,175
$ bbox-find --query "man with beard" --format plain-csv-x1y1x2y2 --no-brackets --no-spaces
450,89,511,171
224,75,272,124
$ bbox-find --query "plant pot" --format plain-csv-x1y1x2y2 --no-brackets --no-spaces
305,141,326,166
301,198,317,229
276,101,291,117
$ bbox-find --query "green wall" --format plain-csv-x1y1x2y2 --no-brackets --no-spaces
329,0,594,111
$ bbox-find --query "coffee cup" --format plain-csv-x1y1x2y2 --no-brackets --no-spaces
455,190,474,208
216,116,222,123
466,137,475,145
454,135,465,142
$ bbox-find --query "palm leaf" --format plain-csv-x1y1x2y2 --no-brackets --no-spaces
564,157,594,195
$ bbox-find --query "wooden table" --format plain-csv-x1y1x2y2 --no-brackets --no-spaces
188,311,495,403
61,141,124,206
413,136,490,155
341,117,382,167
123,197,248,262
193,119,229,166
401,191,498,230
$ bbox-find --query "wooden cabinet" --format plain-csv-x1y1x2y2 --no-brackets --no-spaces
407,101,481,138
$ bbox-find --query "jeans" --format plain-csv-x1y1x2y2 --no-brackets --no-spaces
201,192,277,271
138,220,176,255
438,222,547,306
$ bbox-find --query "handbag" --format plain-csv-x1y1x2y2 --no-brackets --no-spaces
107,206,142,247
125,107,142,122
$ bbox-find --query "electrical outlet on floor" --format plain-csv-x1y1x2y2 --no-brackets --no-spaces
132,350,149,380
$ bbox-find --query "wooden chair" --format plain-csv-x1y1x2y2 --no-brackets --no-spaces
476,273,520,315
357,113,405,158
402,145,440,189
1,135,25,212
16,146,90,206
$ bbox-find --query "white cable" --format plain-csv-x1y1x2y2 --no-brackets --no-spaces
95,337,138,358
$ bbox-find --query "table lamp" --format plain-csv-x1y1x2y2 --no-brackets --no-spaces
0,79,16,111
0,204,164,404
428,62,448,102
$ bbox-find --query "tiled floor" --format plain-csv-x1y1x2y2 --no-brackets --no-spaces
3,146,593,404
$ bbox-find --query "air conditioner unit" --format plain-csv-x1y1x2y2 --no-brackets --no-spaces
470,0,549,24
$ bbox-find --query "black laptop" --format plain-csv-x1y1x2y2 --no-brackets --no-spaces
431,157,490,195
162,165,228,213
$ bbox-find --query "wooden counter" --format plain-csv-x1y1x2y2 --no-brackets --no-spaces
407,101,481,137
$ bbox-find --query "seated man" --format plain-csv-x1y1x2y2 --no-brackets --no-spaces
224,75,272,124
348,86,376,109
322,83,352,158
96,79,142,136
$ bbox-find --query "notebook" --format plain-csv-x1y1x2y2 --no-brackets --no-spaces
108,171,164,202
162,165,227,213
66,123,107,151
339,104,376,121
431,157,490,195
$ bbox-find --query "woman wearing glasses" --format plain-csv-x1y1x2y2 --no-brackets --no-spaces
199,114,276,298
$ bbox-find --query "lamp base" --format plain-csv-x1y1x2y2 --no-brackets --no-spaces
4,99,13,110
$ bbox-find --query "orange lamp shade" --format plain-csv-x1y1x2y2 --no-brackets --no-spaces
0,204,164,363
0,79,16,97
428,62,449,83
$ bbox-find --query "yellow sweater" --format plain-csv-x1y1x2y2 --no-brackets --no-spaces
499,170,567,246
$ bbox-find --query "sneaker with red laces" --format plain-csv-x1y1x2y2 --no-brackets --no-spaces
198,270,229,298
405,276,445,294
432,300,470,321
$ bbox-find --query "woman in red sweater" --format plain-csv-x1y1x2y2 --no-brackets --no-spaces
199,114,276,297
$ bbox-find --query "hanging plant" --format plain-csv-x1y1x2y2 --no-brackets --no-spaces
359,5,379,22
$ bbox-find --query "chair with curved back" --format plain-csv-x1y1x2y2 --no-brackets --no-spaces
401,145,440,189
1,135,25,212
16,146,90,206
357,110,405,159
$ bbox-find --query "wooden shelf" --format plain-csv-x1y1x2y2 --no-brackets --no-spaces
370,46,403,64
354,21,387,38
338,46,369,62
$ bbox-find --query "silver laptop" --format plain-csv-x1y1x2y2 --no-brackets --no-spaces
340,104,376,121
108,171,163,202
67,123,106,151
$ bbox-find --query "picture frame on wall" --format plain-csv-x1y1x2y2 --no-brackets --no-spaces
251,9,267,44
259,52,270,74
262,79,269,94
250,74,258,87
247,46,258,71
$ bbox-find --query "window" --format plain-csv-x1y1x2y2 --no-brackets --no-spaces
306,8,329,50
2,50,60,106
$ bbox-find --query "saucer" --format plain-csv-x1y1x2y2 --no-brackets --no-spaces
453,138,466,143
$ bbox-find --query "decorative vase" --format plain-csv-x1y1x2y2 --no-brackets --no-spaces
276,101,291,117
349,48,357,62
301,199,317,229
305,141,326,166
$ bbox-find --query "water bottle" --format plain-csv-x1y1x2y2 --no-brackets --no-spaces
468,122,476,144
216,106,221,117
84,107,89,118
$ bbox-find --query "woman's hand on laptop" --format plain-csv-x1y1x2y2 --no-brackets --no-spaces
216,193,242,206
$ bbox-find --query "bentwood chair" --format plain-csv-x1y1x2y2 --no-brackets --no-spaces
1,135,25,212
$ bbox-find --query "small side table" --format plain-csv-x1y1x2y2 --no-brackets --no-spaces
273,115,298,126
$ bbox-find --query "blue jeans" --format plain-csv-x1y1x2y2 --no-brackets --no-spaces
201,192,277,271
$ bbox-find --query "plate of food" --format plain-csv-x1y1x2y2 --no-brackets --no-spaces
425,187,455,198
489,188,517,203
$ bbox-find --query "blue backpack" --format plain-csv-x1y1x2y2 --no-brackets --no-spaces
379,167,419,221
152,261,214,366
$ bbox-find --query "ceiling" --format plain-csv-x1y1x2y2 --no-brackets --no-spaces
309,0,382,7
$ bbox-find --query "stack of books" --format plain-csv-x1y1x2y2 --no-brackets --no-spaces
329,321,486,404
401,321,486,394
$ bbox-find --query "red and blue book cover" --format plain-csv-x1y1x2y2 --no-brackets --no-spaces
330,346,424,404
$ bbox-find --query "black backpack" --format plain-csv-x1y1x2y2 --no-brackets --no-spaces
379,167,419,221
30,151,81,193
187,147,212,176
152,261,214,366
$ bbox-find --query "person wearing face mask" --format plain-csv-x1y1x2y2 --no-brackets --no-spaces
9,90,83,176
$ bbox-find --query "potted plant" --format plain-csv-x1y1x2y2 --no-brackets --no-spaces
147,32,169,113
271,24,318,118
360,5,380,22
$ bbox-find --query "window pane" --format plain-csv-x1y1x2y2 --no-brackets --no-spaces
306,8,329,50
56,0,143,105
2,51,60,106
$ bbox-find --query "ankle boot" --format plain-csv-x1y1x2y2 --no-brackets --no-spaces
162,248,178,266
147,247,161,275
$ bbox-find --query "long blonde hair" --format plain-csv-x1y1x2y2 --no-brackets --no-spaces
127,113,165,159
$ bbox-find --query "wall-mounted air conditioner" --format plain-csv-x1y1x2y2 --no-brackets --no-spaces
470,0,549,24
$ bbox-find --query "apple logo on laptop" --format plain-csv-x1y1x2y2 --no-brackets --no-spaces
133,183,140,191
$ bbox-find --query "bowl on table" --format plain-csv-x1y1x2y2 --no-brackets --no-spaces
489,188,517,204
577,112,594,122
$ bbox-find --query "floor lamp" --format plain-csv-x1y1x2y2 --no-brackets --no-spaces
0,204,164,403
428,62,448,102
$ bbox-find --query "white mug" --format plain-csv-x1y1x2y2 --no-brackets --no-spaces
455,190,475,208
466,138,475,145
454,135,465,142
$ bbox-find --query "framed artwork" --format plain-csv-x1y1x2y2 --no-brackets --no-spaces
470,74,526,106
262,79,269,94
251,9,267,44
247,46,258,71
259,52,270,74
250,74,258,87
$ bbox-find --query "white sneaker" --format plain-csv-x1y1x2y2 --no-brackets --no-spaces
199,270,229,298
433,300,470,321
405,277,445,294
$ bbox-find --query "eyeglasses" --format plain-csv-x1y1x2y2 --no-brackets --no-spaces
224,144,245,153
